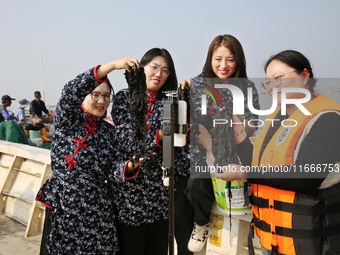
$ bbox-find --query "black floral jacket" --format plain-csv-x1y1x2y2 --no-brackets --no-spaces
36,66,120,255
111,89,190,226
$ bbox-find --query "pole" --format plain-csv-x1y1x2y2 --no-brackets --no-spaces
40,52,46,101
162,100,175,255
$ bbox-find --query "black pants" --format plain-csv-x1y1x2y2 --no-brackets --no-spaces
185,176,215,226
175,175,194,255
40,208,52,255
24,122,44,131
118,219,168,255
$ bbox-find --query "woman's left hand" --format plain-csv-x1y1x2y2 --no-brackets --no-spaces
214,164,245,181
179,79,191,89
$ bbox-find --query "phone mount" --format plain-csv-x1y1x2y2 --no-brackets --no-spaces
163,91,188,147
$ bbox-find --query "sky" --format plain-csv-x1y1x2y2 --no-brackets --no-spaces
1,0,340,109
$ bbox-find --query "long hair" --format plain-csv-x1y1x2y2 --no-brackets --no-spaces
140,48,178,99
202,34,248,79
201,36,241,170
264,50,317,92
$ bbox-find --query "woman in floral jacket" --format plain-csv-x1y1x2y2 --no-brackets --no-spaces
36,57,138,255
111,48,190,255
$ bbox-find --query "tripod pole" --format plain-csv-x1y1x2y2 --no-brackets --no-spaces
162,100,175,255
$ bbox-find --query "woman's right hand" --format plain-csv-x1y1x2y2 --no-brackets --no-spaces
114,57,139,70
97,57,139,79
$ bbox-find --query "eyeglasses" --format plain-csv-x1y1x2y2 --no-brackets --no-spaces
90,92,113,102
147,64,170,77
261,70,296,90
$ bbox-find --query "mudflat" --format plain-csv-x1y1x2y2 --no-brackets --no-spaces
0,215,41,255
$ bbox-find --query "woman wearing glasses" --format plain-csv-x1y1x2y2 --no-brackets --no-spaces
111,48,189,255
207,50,340,254
36,57,137,255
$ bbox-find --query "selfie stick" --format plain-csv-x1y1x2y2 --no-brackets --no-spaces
162,91,187,255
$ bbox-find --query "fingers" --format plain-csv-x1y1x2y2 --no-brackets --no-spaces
129,156,143,171
138,151,158,163
179,80,190,89
125,56,139,69
214,164,244,181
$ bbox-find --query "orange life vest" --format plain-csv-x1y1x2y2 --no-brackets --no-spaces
251,94,340,255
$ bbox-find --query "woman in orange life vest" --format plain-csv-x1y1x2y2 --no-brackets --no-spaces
199,50,340,255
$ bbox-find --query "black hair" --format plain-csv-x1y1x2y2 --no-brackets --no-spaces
140,48,178,99
202,34,248,78
264,50,317,92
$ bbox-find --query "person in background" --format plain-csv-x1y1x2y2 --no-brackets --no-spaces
0,96,34,146
30,91,54,124
14,99,31,125
1,95,16,121
35,57,136,255
111,48,189,255
183,34,260,254
14,98,51,142
14,98,31,130
30,91,54,142
209,50,340,255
